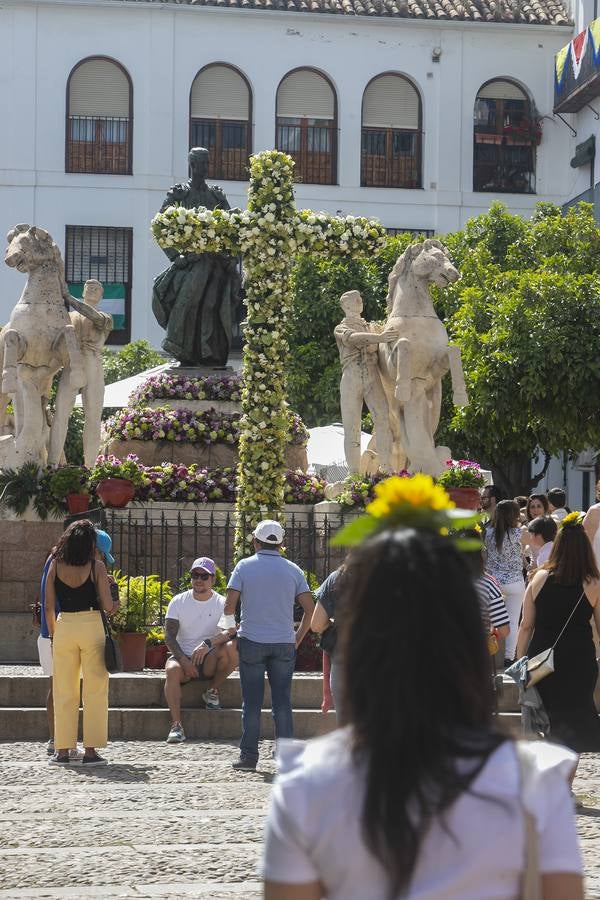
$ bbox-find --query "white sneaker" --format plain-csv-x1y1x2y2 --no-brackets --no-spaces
202,687,221,710
166,723,186,743
46,739,54,755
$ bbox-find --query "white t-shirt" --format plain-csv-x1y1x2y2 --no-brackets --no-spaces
262,729,581,899
165,590,225,657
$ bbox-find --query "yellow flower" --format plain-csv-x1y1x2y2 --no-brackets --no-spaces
562,510,584,527
366,474,455,520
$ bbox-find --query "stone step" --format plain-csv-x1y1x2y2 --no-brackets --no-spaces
0,672,329,710
0,671,521,712
0,706,338,741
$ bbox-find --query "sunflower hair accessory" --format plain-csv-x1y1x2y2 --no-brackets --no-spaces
561,511,585,528
332,473,481,547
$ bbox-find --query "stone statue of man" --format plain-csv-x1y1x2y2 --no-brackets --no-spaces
334,290,399,474
48,279,113,467
152,147,241,367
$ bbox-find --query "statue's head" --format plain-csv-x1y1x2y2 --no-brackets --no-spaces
189,147,210,181
340,289,363,316
83,279,104,307
5,224,60,274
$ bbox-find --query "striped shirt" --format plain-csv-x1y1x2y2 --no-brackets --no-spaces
476,573,510,631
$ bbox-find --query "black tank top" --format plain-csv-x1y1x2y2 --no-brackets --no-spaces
55,565,98,613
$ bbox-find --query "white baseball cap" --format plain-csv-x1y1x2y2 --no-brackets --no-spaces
253,519,285,545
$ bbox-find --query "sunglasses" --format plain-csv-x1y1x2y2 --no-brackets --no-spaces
191,571,211,581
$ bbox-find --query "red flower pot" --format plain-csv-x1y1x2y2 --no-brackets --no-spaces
145,643,168,669
118,632,147,671
96,478,135,509
66,493,90,515
446,487,481,510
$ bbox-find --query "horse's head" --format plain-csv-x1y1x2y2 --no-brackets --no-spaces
386,240,459,311
5,225,61,274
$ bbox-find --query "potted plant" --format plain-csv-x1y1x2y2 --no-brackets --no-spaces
89,454,144,508
49,466,90,515
145,627,168,669
436,460,485,510
0,462,41,516
112,572,172,670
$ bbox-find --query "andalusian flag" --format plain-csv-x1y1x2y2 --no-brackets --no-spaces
67,282,126,331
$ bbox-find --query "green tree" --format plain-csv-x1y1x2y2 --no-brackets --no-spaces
439,202,600,495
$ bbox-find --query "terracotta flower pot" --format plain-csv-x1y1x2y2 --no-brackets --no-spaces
66,493,90,515
145,643,168,669
118,632,147,671
96,478,135,509
446,486,481,510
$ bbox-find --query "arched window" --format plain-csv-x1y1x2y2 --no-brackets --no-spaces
276,69,337,185
66,57,132,175
361,75,421,189
473,80,536,194
190,65,251,181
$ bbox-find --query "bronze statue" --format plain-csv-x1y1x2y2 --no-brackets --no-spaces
152,147,240,367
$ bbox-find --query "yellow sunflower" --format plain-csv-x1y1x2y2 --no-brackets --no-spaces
366,473,455,520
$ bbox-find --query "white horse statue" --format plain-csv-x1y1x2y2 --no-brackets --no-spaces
376,239,468,477
1,225,84,465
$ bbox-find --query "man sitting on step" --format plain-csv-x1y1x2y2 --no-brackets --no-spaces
164,557,238,744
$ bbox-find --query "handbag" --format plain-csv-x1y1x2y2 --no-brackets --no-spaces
516,743,541,900
526,589,585,688
319,622,337,655
92,561,123,674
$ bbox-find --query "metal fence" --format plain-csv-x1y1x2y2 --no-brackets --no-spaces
94,507,351,625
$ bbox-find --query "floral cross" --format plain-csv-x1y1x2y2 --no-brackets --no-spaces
151,150,387,558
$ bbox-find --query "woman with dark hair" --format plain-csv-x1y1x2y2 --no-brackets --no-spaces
517,513,600,764
45,519,116,765
526,493,549,522
262,477,583,899
484,499,527,664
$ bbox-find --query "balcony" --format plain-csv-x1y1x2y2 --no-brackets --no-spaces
66,116,131,175
554,20,600,114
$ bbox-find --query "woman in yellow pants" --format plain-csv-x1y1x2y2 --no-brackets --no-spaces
45,520,116,765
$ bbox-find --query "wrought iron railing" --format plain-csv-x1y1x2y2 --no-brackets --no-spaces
67,116,131,175
276,121,336,185
190,119,249,181
361,127,421,188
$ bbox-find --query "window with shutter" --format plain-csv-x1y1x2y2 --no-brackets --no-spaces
275,69,337,185
65,226,132,344
66,58,132,175
189,65,251,181
473,79,536,194
361,75,422,188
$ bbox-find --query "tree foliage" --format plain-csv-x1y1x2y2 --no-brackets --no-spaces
438,202,600,493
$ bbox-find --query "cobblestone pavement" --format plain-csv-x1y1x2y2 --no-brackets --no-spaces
1,736,599,897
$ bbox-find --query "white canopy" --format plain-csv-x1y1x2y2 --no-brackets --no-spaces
75,363,172,408
307,423,371,472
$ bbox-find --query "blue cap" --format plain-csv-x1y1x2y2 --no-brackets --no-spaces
95,529,115,566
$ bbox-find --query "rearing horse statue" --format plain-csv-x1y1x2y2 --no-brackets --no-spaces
1,225,84,465
377,239,468,477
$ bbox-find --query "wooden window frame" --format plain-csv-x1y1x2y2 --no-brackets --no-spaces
275,67,338,186
188,63,252,182
473,79,536,195
65,56,133,176
360,73,423,189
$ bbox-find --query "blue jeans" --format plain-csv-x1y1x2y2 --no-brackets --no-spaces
238,637,296,763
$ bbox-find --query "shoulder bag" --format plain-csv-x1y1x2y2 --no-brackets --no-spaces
526,589,585,688
92,561,123,674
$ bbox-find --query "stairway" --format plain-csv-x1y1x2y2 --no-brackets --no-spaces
0,666,521,741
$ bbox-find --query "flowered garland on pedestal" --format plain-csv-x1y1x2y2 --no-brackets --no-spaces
151,150,387,558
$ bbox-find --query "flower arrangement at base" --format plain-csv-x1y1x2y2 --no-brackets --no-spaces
436,460,485,490
333,473,481,547
130,371,242,406
136,464,237,504
336,471,410,510
105,407,240,446
283,471,326,505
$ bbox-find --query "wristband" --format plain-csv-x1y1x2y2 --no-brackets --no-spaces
204,639,212,649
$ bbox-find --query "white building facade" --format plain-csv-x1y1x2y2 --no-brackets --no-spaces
0,0,573,347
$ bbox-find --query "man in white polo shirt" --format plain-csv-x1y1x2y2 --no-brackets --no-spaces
164,557,238,744
225,520,314,770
